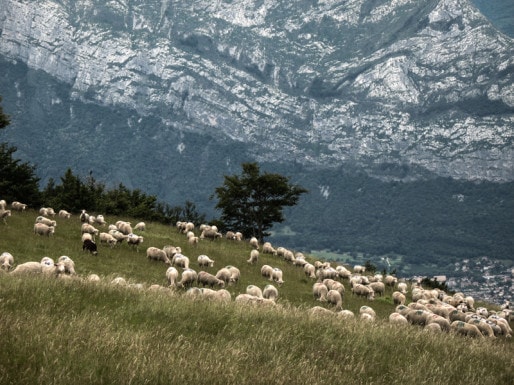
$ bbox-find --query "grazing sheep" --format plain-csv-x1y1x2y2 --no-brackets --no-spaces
163,245,181,260
197,254,215,267
111,277,127,286
235,294,276,306
215,267,232,285
397,282,408,294
262,242,277,255
451,321,484,338
0,252,14,270
426,314,451,332
351,284,375,301
225,231,236,240
82,232,94,243
95,215,106,226
263,284,279,301
200,227,222,240
247,249,259,264
116,221,133,235
389,312,409,325
99,232,117,247
313,282,328,302
0,209,11,224
34,223,55,236
283,249,295,263
246,284,263,298
392,291,406,306
261,264,274,280
323,279,345,296
40,207,56,217
467,318,496,338
165,266,179,287
304,263,317,279
109,230,128,244
86,274,100,282
317,266,339,281
57,256,76,275
384,275,398,288
81,223,99,236
10,261,45,275
226,265,241,284
172,253,190,269
58,210,72,219
146,247,171,264
327,289,343,310
187,235,199,246
0,200,5,210
127,233,144,250
82,239,98,255
134,222,146,231
360,306,376,321
35,216,57,227
337,309,355,320
353,265,365,274
249,237,259,249
197,271,225,288
308,306,334,317
271,268,284,286
177,268,198,289
11,201,27,211
406,309,432,326
336,265,352,279
369,281,385,297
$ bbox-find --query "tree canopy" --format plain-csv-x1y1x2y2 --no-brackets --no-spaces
212,162,307,241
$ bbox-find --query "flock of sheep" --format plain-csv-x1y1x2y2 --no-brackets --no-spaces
1,199,512,339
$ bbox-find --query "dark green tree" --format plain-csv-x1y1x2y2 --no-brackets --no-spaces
212,162,307,241
0,98,41,205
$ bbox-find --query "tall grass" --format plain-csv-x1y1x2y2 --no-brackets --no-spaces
0,210,513,384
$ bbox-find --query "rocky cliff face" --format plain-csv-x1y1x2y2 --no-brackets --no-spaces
1,0,513,187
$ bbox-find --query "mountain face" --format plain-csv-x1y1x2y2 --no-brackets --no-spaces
0,0,513,272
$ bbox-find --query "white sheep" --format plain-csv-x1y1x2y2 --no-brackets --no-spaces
0,200,5,210
336,265,352,279
225,265,240,284
384,275,398,288
39,207,55,217
359,306,376,321
271,268,284,286
323,279,345,296
0,251,14,270
34,223,55,236
177,268,198,288
337,309,356,319
87,274,101,282
392,291,406,305
171,253,190,269
353,265,366,274
165,266,179,287
351,284,375,300
303,263,317,279
35,216,57,227
262,242,277,255
247,249,259,264
326,289,343,310
109,229,128,244
197,271,225,288
261,264,274,280
79,210,89,223
200,227,222,240
99,232,118,247
127,233,144,250
11,201,27,211
57,256,76,275
313,282,328,302
249,237,259,249
369,281,385,297
397,282,408,294
81,223,99,236
116,221,133,235
0,209,11,224
389,312,409,325
95,215,106,226
58,210,72,219
262,284,279,301
134,222,146,231
246,284,263,298
197,254,215,267
215,267,232,285
146,247,171,264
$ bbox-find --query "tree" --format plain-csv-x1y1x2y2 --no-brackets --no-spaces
0,97,41,205
212,162,307,242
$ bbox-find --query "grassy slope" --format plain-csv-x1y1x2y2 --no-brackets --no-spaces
0,210,513,385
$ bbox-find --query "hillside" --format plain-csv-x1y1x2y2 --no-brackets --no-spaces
1,209,514,384
1,0,513,272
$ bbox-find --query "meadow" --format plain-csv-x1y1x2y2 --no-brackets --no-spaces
0,209,513,384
